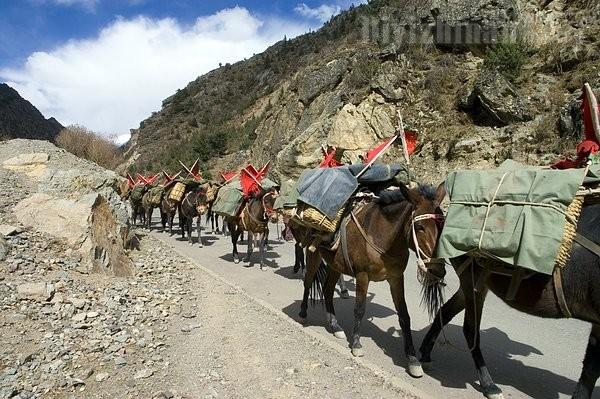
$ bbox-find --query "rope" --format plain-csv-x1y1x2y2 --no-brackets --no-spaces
478,172,508,249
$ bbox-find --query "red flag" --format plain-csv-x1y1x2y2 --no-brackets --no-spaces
364,135,399,164
162,171,181,186
220,171,237,184
552,84,600,169
146,173,160,186
126,173,136,189
404,130,418,156
136,173,148,185
179,159,202,181
582,83,600,145
319,146,343,168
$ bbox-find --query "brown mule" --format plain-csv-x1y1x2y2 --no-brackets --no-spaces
300,182,446,378
227,188,278,270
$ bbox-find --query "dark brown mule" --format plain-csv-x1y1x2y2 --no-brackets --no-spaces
419,203,600,399
227,188,278,270
300,183,446,378
180,187,210,247
141,187,165,231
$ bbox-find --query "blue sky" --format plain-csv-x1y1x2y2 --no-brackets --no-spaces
0,0,361,141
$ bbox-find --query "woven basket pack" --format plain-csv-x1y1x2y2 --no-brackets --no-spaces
169,182,186,202
297,203,344,233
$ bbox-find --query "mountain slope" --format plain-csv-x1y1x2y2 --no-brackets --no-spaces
0,83,63,141
127,0,600,182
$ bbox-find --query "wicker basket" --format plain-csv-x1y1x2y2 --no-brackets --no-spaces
169,182,186,202
297,202,344,233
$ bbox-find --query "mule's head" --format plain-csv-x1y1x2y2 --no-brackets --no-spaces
400,182,446,277
401,181,447,319
262,188,279,224
194,188,210,215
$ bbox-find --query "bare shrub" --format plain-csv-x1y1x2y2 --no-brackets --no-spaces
55,125,122,170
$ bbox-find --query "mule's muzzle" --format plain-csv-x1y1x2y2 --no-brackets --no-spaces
423,258,446,281
197,205,209,215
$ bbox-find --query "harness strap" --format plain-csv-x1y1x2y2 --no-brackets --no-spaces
553,267,572,318
340,213,354,276
350,212,396,262
574,233,600,257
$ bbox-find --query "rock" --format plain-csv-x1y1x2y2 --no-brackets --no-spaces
0,236,9,261
70,297,87,309
94,372,109,382
2,152,49,178
0,224,20,237
114,357,127,367
461,69,534,127
133,369,154,379
16,283,55,301
86,311,99,319
71,313,86,322
297,59,348,105
13,193,133,277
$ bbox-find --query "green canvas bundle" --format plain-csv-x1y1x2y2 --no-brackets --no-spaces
274,179,300,210
437,160,588,275
212,184,244,217
131,185,146,202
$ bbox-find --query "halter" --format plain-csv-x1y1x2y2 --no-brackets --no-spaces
262,191,277,218
411,212,445,274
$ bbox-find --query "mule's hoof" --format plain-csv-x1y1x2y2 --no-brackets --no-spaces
198,245,204,248
340,290,350,299
234,258,240,264
407,357,424,378
298,317,307,325
188,242,193,246
333,330,346,340
260,265,267,271
351,347,364,357
484,386,504,399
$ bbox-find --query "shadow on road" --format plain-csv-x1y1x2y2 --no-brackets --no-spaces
281,293,581,399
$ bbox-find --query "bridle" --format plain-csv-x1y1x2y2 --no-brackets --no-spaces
411,212,445,275
262,191,277,219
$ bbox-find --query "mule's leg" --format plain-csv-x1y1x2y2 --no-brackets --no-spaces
229,221,240,264
388,276,423,378
461,275,501,399
146,207,153,231
187,218,193,245
323,269,345,339
419,289,466,363
351,272,370,357
169,214,174,236
197,216,203,248
299,250,321,322
215,214,220,234
573,324,600,399
339,275,350,299
293,243,303,274
259,231,268,270
244,232,254,264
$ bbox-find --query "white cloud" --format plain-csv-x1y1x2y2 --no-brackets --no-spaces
0,7,309,139
294,3,342,23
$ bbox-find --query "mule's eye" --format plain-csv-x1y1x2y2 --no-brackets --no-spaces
415,224,425,232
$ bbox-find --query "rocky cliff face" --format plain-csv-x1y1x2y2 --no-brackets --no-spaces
0,139,133,276
127,0,600,184
0,84,63,141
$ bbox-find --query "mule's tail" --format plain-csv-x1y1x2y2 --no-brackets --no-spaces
309,261,328,306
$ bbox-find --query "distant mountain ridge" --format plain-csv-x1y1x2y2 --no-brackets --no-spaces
0,83,63,141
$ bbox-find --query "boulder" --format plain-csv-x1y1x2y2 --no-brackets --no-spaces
297,59,348,105
1,139,133,277
0,224,19,237
16,282,55,302
0,236,9,261
461,69,534,127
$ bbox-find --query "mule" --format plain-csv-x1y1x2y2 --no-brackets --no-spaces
129,188,147,227
180,187,210,247
419,203,600,399
141,187,165,231
300,183,446,378
227,188,278,270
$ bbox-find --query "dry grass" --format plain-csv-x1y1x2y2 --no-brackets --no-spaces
55,125,122,170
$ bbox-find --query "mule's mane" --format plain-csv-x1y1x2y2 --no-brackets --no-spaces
376,183,437,205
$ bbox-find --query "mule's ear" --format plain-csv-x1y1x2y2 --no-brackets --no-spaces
435,181,446,203
398,182,415,204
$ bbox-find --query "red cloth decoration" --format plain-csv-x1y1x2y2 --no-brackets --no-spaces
220,171,237,183
319,146,343,168
553,84,600,169
364,136,398,164
162,171,181,186
240,163,269,197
